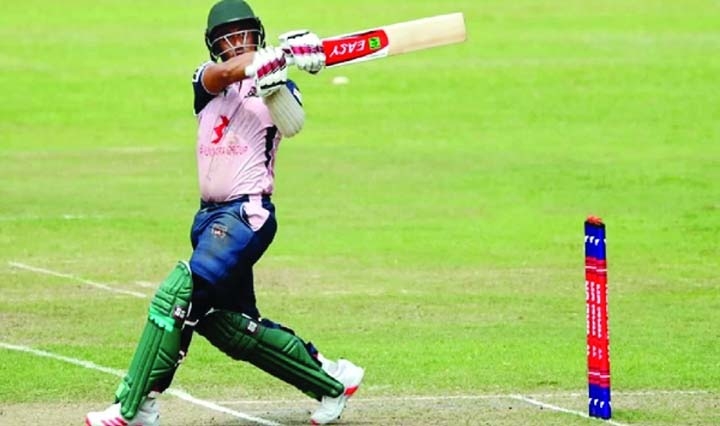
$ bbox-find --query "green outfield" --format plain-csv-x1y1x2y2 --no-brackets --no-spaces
1,0,719,425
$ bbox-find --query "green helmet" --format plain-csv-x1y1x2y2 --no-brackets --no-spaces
204,0,265,61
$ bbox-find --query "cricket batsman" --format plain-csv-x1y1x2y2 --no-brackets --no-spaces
85,1,364,424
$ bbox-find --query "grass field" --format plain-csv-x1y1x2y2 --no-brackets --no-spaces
1,0,719,425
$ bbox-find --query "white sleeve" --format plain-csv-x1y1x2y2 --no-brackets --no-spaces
263,83,305,138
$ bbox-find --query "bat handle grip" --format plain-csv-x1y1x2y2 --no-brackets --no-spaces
244,54,296,78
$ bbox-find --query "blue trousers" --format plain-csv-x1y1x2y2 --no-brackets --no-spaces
188,195,276,319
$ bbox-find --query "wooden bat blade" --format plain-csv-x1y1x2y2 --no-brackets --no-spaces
385,12,467,56
323,12,466,68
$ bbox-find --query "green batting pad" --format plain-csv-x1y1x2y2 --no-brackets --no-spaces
196,311,344,399
115,261,193,419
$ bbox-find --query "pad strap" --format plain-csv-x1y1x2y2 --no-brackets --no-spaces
115,261,193,419
196,310,344,400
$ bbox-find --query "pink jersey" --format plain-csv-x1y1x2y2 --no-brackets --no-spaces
193,63,282,202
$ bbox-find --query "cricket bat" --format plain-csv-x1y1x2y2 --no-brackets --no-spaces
246,12,466,75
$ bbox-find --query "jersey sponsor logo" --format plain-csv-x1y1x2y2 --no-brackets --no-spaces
211,115,230,144
198,143,249,157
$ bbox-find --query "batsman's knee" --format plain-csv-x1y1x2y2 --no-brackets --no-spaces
149,261,194,328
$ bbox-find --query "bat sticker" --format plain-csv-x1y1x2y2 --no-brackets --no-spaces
323,30,390,67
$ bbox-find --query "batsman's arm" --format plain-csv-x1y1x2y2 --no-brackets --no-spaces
201,52,256,94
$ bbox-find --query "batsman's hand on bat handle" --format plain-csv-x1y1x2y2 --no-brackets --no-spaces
244,30,326,77
248,46,290,98
278,30,326,74
245,53,295,78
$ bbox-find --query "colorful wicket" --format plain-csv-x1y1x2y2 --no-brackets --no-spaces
585,216,612,419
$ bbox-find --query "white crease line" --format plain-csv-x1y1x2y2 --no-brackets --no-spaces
511,394,628,426
0,341,280,426
529,390,710,398
165,389,280,426
217,395,510,405
8,261,147,299
216,389,711,405
611,390,711,396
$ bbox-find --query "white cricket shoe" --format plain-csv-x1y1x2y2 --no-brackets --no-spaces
85,397,160,426
310,359,365,425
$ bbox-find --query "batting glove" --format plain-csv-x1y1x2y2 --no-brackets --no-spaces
252,46,289,98
279,30,326,74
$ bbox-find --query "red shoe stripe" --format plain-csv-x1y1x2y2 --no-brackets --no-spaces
101,418,128,426
344,385,359,396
